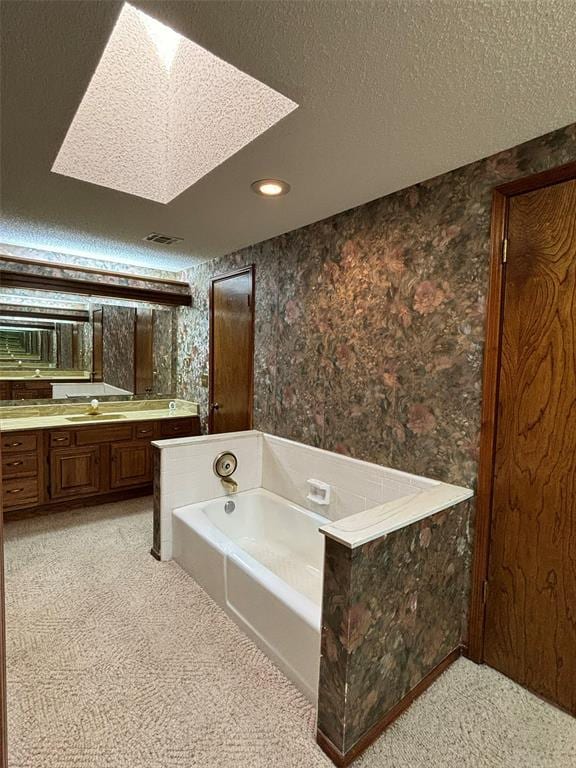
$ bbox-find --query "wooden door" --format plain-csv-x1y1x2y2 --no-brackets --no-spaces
50,446,101,499
110,441,152,489
134,308,154,395
209,266,254,433
92,307,103,382
483,177,576,715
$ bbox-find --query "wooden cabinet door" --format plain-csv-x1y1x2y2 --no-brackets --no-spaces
110,441,152,489
50,446,101,499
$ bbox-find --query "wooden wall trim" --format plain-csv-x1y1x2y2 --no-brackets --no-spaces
494,159,576,197
466,190,508,661
0,253,185,287
0,307,89,323
0,268,191,307
467,159,576,663
0,319,58,331
0,259,191,307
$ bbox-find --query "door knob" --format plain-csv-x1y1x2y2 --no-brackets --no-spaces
211,403,220,411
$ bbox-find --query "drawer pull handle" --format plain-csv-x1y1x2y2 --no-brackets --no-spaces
138,429,151,434
53,437,67,442
8,461,23,467
7,488,23,494
7,442,22,447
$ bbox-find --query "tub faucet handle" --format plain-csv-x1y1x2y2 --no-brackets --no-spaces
214,451,238,494
221,476,238,494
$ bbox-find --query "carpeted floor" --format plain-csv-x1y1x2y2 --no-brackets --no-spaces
4,498,576,768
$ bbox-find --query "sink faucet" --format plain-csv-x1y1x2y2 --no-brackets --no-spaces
87,398,100,415
221,476,238,493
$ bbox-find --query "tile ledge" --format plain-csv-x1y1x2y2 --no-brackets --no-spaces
152,429,262,449
320,483,474,549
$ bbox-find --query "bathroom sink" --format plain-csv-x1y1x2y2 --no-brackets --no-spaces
65,413,127,422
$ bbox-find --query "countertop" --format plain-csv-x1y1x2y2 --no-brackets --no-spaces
0,398,199,432
0,371,91,381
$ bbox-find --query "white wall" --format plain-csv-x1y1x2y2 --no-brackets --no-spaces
155,430,261,559
261,434,433,522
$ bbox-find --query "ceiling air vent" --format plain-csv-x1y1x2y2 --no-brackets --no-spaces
143,232,184,245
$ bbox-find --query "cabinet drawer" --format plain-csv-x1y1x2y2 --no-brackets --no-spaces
11,381,52,400
2,452,37,478
50,431,71,448
11,381,51,391
2,477,38,508
160,418,200,438
134,422,159,440
2,431,37,453
74,425,133,446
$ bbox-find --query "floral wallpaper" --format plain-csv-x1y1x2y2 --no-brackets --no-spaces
317,501,471,758
152,309,177,393
102,305,135,391
178,122,576,492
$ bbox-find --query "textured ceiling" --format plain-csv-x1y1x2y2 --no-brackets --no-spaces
1,0,576,272
52,3,297,204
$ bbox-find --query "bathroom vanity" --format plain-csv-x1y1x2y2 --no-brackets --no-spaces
0,372,91,401
0,399,200,518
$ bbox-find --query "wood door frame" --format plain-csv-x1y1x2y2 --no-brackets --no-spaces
133,308,154,395
467,160,576,663
208,265,255,434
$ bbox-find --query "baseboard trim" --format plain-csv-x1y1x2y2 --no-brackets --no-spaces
4,485,153,521
317,646,462,767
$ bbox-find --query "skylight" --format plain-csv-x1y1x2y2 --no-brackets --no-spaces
51,3,298,204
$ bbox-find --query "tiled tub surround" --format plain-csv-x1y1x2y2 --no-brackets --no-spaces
153,431,472,762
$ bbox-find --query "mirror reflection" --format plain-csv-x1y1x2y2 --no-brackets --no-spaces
0,300,177,402
0,320,91,371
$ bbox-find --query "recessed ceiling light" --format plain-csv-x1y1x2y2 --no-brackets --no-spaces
251,179,291,197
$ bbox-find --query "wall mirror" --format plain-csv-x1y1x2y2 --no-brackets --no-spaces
0,300,177,403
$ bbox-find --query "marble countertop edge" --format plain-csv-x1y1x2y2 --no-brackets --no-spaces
0,400,199,432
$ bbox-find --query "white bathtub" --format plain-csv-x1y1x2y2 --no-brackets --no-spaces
172,488,327,701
